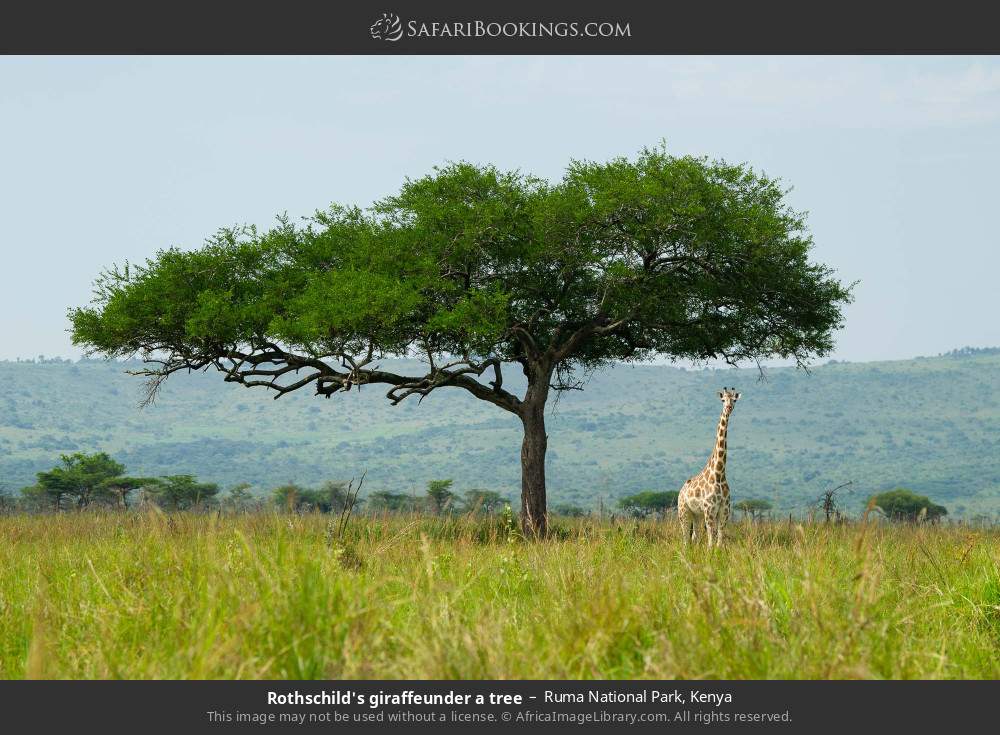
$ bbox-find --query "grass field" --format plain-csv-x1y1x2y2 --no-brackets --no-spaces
1,511,998,679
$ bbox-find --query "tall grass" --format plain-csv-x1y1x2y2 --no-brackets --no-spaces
0,511,997,679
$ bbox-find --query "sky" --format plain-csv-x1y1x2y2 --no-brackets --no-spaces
1,56,999,364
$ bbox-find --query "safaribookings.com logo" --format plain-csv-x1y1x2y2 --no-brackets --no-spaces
369,13,631,42
370,13,404,41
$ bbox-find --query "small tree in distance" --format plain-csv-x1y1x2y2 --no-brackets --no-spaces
272,481,359,513
35,452,126,510
101,476,160,509
273,483,304,512
155,475,220,511
366,491,422,513
870,489,947,523
21,482,65,511
70,145,852,537
462,489,508,514
551,503,587,518
426,480,457,514
818,481,853,523
618,490,679,518
224,482,255,512
735,498,773,521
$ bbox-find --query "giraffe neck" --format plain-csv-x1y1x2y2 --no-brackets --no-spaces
707,407,730,477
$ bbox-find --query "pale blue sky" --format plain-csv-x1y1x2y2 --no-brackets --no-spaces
2,56,999,363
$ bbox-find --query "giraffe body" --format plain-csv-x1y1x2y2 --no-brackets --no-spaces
678,388,740,547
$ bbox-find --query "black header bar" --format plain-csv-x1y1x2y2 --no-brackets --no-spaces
2,0,1000,54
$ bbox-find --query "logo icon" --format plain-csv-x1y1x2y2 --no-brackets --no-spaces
370,13,403,42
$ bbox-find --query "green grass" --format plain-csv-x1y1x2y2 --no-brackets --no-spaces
1,511,998,679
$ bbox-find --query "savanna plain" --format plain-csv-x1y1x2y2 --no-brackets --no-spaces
1,511,998,680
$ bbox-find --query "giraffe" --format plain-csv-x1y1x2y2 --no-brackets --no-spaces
677,387,741,547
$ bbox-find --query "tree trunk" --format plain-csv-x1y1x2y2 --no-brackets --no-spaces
519,376,550,539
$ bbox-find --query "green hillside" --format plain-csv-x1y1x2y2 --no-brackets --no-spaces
1,351,998,517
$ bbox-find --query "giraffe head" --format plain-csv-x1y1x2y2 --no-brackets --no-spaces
717,387,741,415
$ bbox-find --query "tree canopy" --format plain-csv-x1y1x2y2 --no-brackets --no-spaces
272,481,359,513
71,145,852,537
734,498,773,520
366,491,422,513
426,479,457,514
618,490,679,518
154,475,220,511
462,489,509,515
35,452,126,509
870,489,947,523
100,475,160,509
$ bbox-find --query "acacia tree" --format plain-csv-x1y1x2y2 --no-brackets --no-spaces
71,146,851,537
870,489,948,523
619,490,680,518
463,489,508,515
223,482,255,512
100,476,159,509
734,498,773,521
154,475,220,510
426,479,457,514
36,452,126,509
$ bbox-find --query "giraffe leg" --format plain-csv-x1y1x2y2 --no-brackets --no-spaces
719,501,730,546
705,510,721,548
679,505,696,543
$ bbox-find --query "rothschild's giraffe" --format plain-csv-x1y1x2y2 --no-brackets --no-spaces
678,387,741,547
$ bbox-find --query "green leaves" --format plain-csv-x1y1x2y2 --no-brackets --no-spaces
35,452,127,508
870,489,948,522
273,267,425,348
71,145,852,404
618,490,680,518
154,475,220,510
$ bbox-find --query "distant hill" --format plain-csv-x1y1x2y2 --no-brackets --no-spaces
1,351,998,518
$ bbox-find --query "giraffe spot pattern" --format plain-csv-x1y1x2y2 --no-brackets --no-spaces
677,390,739,547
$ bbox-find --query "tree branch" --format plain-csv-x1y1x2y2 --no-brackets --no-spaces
130,343,522,414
